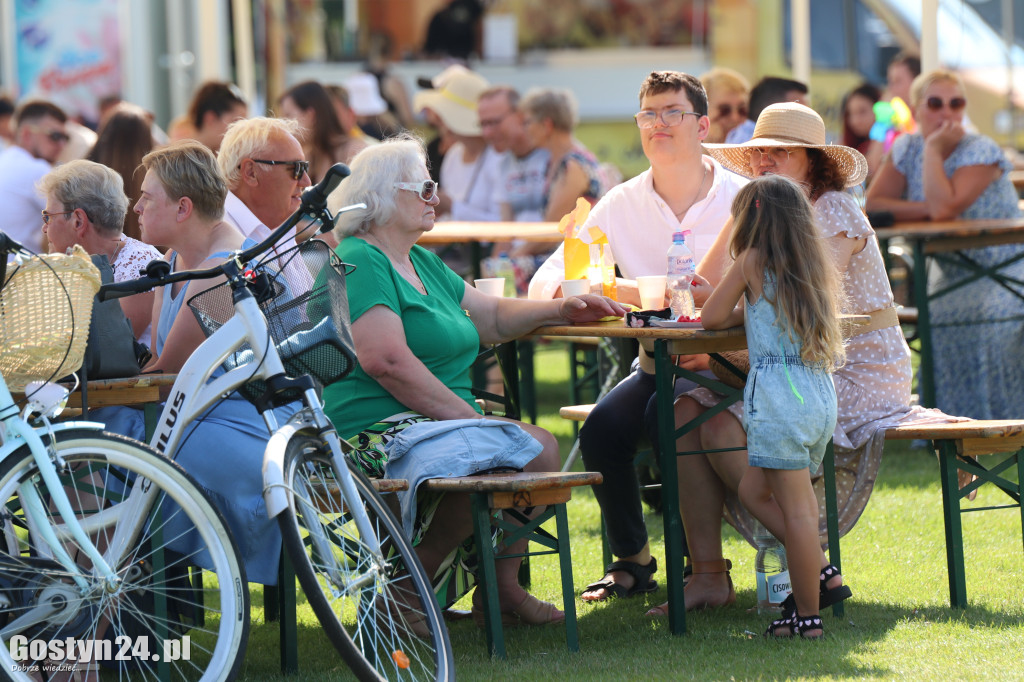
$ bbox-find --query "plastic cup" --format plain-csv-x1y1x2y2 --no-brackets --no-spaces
560,279,591,297
636,275,667,310
474,277,506,297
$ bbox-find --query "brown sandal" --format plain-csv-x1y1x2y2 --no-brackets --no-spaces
645,558,736,617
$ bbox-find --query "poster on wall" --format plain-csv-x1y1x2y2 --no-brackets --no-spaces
14,0,121,124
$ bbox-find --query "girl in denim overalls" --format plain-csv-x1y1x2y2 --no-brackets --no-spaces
697,175,846,638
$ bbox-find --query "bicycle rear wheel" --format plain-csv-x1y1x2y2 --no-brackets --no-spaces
0,429,249,682
277,433,453,681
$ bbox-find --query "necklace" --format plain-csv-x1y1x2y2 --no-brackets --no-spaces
673,161,708,219
108,237,124,264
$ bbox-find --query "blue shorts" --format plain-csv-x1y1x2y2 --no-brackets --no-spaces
744,363,837,471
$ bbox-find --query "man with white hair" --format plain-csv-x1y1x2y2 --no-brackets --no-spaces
217,116,313,245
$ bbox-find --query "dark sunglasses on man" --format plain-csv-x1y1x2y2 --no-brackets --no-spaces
248,159,310,180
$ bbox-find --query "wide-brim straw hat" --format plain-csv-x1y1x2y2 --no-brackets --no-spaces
703,102,868,188
413,69,490,136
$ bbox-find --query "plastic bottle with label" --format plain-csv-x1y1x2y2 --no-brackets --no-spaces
490,252,518,297
753,520,791,613
667,230,695,319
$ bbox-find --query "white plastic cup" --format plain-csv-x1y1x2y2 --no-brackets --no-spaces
636,275,668,310
474,277,506,297
561,278,591,297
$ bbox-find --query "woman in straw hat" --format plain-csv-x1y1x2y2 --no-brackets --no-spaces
646,102,922,619
866,68,1024,421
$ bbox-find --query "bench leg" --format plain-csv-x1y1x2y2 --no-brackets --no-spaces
822,439,844,617
555,503,580,652
278,550,299,674
936,440,968,608
471,492,506,659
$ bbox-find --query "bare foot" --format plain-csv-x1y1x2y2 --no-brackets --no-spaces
646,571,735,616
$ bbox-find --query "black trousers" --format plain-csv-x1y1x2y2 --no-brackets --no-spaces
580,360,711,560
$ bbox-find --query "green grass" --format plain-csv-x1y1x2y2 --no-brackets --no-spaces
234,340,1024,681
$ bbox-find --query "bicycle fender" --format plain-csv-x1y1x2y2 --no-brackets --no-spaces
0,420,105,460
263,420,314,519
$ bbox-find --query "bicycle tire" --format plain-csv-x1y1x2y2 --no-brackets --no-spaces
277,433,453,681
0,429,249,681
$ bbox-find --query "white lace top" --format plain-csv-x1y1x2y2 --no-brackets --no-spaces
112,235,163,349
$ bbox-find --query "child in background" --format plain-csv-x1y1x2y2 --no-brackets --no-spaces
694,175,846,638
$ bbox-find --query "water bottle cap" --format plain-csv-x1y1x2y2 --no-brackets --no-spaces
681,229,692,238
671,231,686,242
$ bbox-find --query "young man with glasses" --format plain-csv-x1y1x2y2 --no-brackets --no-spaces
527,71,746,603
0,98,69,254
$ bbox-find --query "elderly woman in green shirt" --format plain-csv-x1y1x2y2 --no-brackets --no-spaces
324,136,625,626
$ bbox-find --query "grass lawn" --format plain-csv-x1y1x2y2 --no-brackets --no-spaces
234,340,1024,681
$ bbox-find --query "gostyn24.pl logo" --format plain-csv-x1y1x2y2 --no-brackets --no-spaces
9,635,191,670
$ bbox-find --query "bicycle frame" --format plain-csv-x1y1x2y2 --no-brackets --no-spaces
0,379,120,598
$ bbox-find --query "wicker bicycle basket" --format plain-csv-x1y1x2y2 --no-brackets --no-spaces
187,238,357,404
0,245,101,391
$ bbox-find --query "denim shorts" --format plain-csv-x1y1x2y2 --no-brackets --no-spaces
743,360,837,471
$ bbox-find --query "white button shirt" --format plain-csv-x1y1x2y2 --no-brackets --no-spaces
0,146,52,254
527,156,747,300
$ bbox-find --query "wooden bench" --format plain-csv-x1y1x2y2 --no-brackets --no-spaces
268,477,408,674
421,471,602,659
567,404,1024,612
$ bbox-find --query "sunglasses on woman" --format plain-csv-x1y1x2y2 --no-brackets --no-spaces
717,103,748,119
925,97,966,111
394,179,439,202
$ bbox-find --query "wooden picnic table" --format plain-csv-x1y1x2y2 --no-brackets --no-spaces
875,216,1024,408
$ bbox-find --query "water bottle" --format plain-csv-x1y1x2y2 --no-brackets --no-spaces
753,520,791,613
667,230,695,319
489,252,518,298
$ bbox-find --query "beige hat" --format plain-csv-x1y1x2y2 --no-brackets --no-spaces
344,72,388,116
703,102,868,188
413,69,489,136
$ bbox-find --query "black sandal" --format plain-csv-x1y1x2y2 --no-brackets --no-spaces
582,557,658,601
781,563,852,616
764,613,824,639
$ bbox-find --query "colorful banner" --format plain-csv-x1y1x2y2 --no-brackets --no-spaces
14,0,121,124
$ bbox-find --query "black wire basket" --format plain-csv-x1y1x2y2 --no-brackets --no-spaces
187,238,356,404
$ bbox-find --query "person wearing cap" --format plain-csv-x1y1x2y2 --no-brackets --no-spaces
344,72,404,141
525,71,745,605
0,98,69,254
647,101,915,617
414,67,503,223
278,80,367,183
325,83,380,149
866,69,1024,421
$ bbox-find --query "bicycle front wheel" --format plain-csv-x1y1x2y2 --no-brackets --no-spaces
0,429,249,682
278,433,453,681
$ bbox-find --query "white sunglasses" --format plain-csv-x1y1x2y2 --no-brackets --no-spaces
394,180,438,202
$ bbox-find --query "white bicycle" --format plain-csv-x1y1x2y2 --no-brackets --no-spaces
101,165,453,681
0,234,249,681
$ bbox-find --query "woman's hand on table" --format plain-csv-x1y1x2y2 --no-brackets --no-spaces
690,274,713,306
559,294,629,323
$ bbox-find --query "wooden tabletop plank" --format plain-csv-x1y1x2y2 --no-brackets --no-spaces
422,471,602,492
418,221,562,245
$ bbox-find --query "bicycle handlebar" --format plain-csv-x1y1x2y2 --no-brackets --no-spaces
98,163,354,302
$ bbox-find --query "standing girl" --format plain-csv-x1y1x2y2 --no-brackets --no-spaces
696,175,846,638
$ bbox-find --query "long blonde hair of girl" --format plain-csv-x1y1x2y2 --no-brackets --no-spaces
729,175,846,371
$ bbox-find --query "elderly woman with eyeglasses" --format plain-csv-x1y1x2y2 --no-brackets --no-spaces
323,136,625,627
866,69,1024,421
